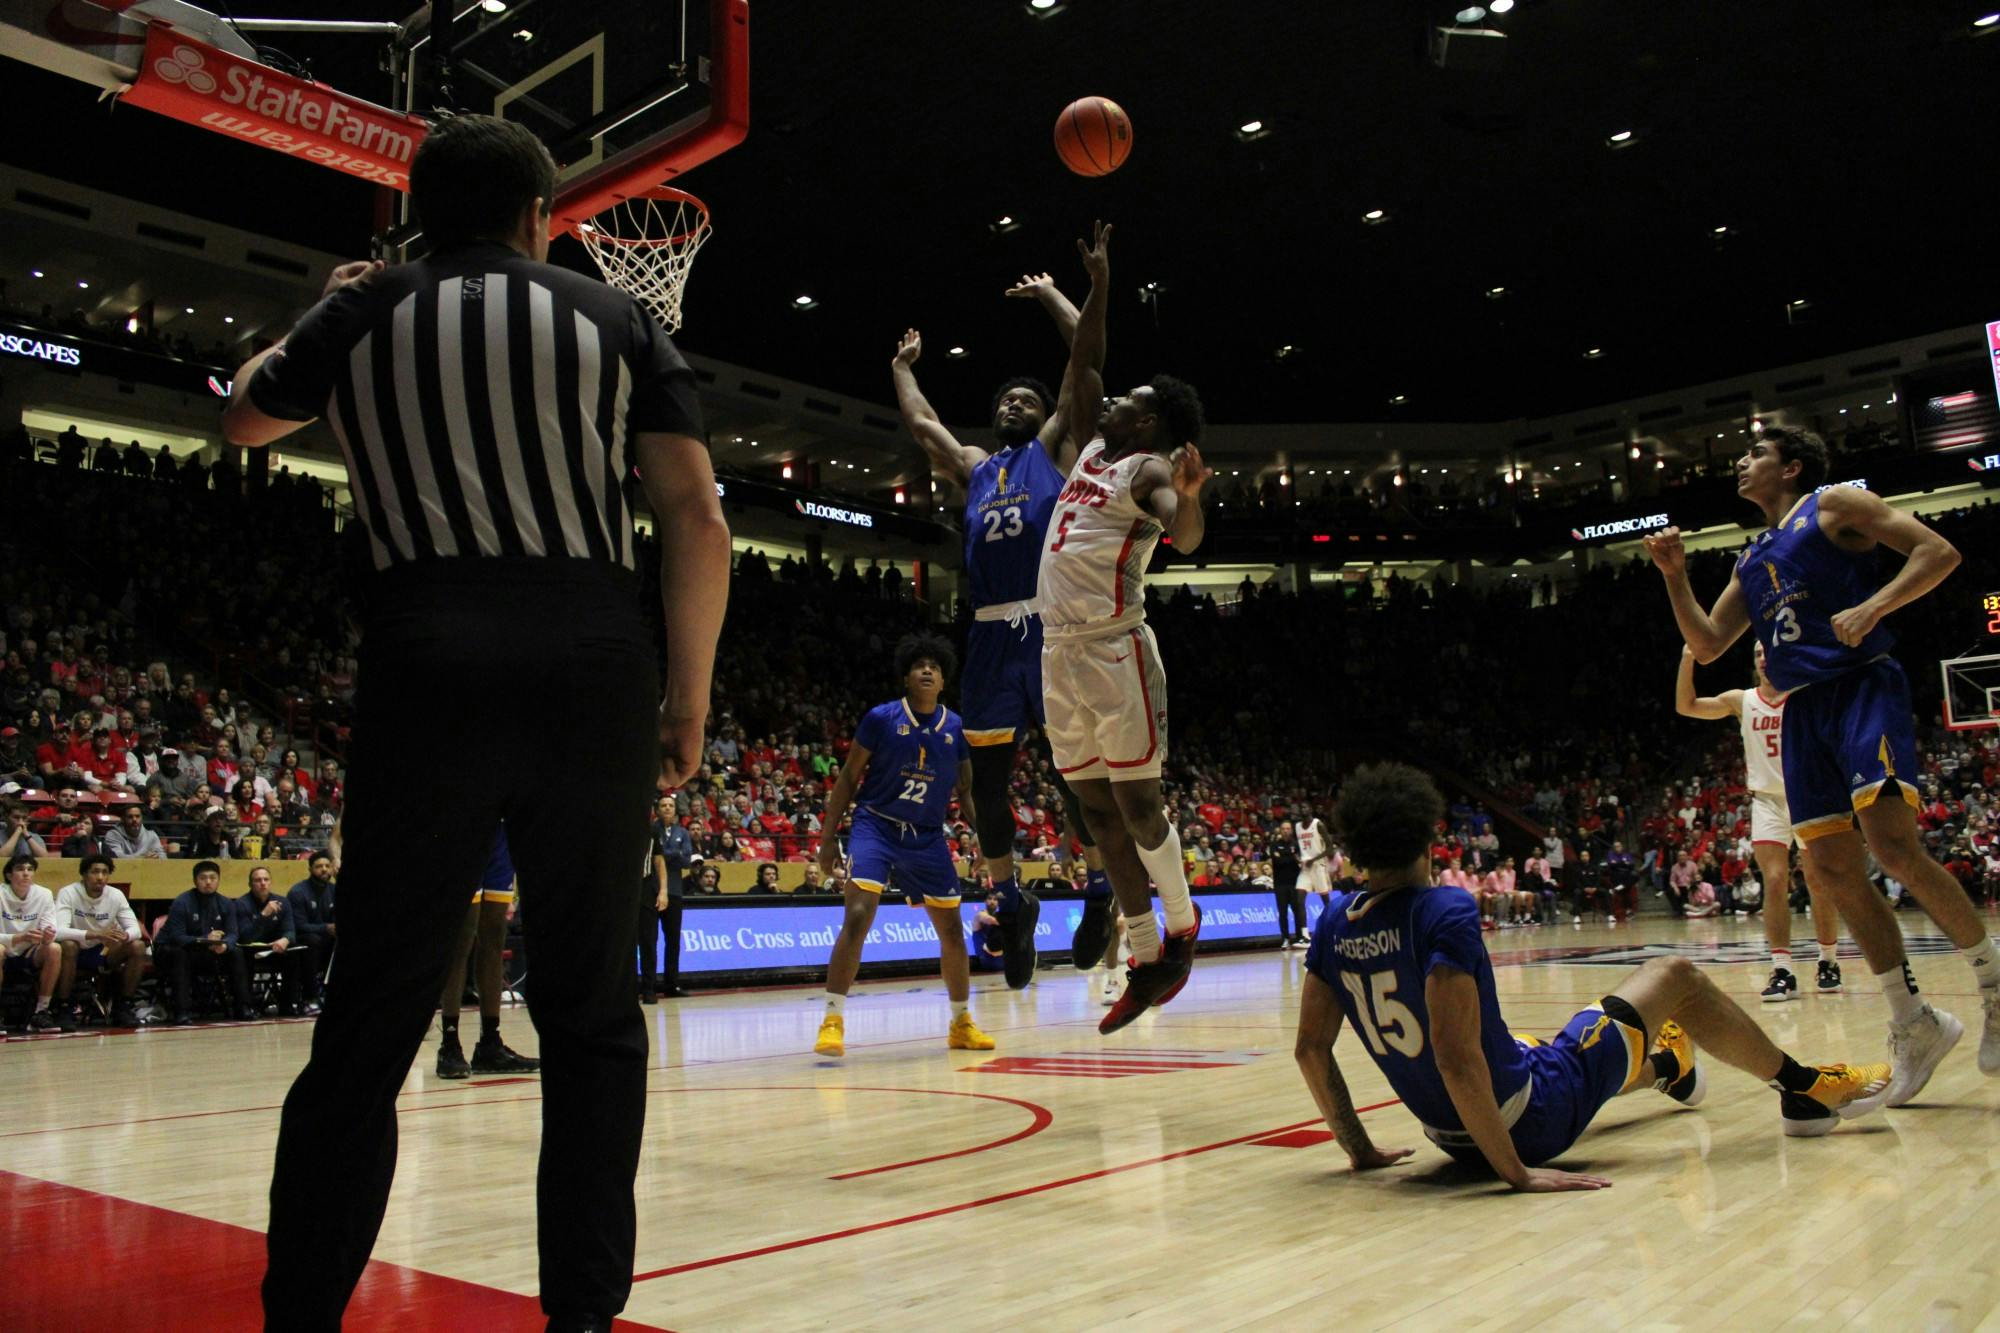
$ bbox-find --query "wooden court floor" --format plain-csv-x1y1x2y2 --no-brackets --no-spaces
5,912,2000,1331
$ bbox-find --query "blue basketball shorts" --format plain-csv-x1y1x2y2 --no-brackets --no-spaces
1437,999,1646,1169
961,613,1046,748
847,809,962,908
1781,657,1920,843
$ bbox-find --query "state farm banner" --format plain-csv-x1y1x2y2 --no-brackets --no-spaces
121,24,427,189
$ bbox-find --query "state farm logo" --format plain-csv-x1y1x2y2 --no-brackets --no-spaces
154,44,216,94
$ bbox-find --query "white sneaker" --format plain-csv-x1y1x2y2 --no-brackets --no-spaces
1848,1004,1964,1116
1098,970,1122,1007
1980,988,2000,1076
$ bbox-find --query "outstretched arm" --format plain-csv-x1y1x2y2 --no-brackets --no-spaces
1674,648,1744,721
1295,973,1413,1170
1136,446,1213,554
1642,527,1751,663
1815,485,1962,645
1056,221,1113,471
1007,271,1090,468
892,330,986,490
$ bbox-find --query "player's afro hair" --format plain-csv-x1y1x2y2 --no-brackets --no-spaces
1148,374,1205,447
991,377,1056,420
894,631,958,685
1761,424,1829,493
1334,762,1444,873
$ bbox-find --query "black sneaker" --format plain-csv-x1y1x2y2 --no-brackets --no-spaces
111,1003,142,1028
469,1037,541,1074
1817,959,1842,994
1760,967,1798,1003
1002,890,1042,991
437,1034,470,1080
53,1004,78,1032
1098,905,1202,1034
24,1009,59,1034
1070,897,1114,970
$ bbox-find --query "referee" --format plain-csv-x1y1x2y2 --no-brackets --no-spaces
224,115,730,1331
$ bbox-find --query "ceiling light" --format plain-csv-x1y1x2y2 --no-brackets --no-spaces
1389,394,1407,405
1456,5,1487,21
1239,120,1263,134
791,294,818,310
479,0,506,10
1362,208,1387,224
1712,224,1730,235
1583,346,1605,359
782,463,794,479
223,316,234,324
1025,0,1065,16
1489,0,1515,11
1343,469,1351,475
183,306,194,315
930,480,938,492
947,345,968,358
1276,344,1294,358
511,28,533,40
1788,297,1810,308
1655,459,1666,470
989,214,1021,235
1839,408,1848,414
1485,285,1506,298
1862,403,1870,410
30,269,43,278
733,436,743,442
862,467,871,473
1606,130,1635,146
1629,446,1642,459
77,280,89,289
1976,12,2000,26
750,440,759,447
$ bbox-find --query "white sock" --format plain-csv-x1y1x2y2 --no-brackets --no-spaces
1771,948,1793,973
34,996,50,1013
1126,910,1162,964
1135,825,1196,934
951,1000,969,1021
1820,941,1838,965
823,992,846,1017
1875,964,1924,1024
1961,935,2000,990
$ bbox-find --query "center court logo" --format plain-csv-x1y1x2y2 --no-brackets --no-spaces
1570,513,1669,542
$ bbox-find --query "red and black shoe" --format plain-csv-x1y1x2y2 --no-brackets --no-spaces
1098,905,1202,1035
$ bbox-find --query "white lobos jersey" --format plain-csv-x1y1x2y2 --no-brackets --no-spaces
1740,686,1788,795
1297,818,1327,862
1037,439,1164,640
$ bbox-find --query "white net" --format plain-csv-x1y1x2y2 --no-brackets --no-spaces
574,188,712,332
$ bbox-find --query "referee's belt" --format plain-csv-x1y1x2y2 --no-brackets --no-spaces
1419,1075,1532,1149
973,598,1041,628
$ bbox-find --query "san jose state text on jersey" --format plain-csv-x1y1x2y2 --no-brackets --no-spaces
1735,491,1895,692
964,442,1063,610
852,699,965,828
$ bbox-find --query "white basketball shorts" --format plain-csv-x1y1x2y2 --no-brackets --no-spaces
1043,623,1167,783
1749,790,1797,848
1300,861,1334,894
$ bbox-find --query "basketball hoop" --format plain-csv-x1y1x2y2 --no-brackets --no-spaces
573,187,712,333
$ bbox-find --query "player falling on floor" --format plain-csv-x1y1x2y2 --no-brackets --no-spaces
1034,220,1212,1034
1674,642,1844,1002
892,269,1118,983
814,632,995,1058
1295,763,1889,1190
1644,424,1999,1112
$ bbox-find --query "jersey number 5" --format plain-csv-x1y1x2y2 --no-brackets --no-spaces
981,506,1025,542
1047,509,1078,552
1340,971,1424,1058
1770,605,1802,646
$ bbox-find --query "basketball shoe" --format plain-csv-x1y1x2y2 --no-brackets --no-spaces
437,1033,470,1080
470,1036,541,1074
1652,1019,1706,1106
814,1013,845,1058
947,1013,995,1050
1816,959,1842,994
1098,968,1122,1006
1846,1004,1962,1116
1781,1062,1893,1137
1760,967,1798,1002
1099,905,1201,1034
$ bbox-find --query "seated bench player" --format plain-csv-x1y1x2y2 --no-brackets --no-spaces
1293,763,1892,1191
54,853,148,1027
2,853,68,1032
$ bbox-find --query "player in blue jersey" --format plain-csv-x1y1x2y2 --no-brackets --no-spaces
891,261,1118,983
435,824,539,1079
813,632,995,1058
1645,425,2000,1109
1295,764,1887,1188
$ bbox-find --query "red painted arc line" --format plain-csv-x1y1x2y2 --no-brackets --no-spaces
630,1098,1404,1283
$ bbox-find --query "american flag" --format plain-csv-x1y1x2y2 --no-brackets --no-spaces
1913,385,2000,454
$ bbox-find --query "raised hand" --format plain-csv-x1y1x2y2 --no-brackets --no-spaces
1171,443,1213,500
1642,527,1687,578
1005,272,1056,300
322,259,384,301
1077,219,1112,285
894,328,922,367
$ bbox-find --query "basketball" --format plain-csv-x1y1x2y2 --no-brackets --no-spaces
1054,95,1133,177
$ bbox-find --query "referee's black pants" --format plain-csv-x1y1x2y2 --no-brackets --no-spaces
264,562,658,1327
635,887,685,996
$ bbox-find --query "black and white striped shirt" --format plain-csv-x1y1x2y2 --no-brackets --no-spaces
246,241,703,573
